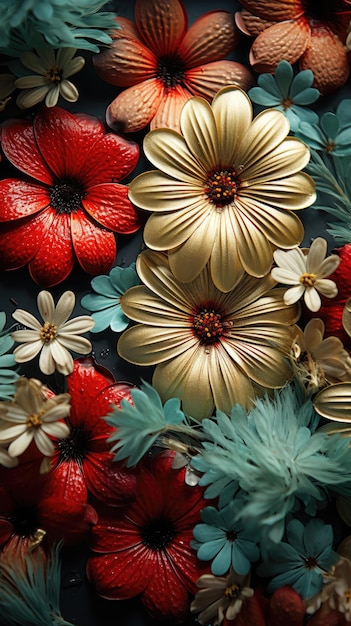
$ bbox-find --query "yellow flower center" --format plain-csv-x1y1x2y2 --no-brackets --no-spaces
40,321,57,342
205,169,239,208
26,411,45,428
44,66,63,83
299,272,317,287
224,583,241,599
193,307,223,344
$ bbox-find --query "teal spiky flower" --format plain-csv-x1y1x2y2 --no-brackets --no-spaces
81,263,140,333
191,384,351,544
0,311,19,401
106,381,203,467
0,543,74,626
0,0,118,55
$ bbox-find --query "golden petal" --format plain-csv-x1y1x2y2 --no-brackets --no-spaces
342,301,351,338
143,129,207,182
234,195,305,249
150,84,190,132
230,208,274,277
209,208,245,292
186,61,254,101
180,11,239,66
152,348,215,420
143,199,211,250
211,86,253,168
242,137,312,182
129,170,204,212
313,383,351,421
208,345,255,412
168,212,217,282
223,337,293,388
249,18,310,73
241,172,316,210
219,272,276,314
106,78,164,133
180,97,219,171
134,0,187,56
119,285,190,325
117,324,196,365
229,290,299,325
235,108,290,172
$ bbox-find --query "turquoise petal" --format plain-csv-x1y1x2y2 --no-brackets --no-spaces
201,506,223,527
293,87,320,105
232,544,251,575
193,524,225,542
110,309,130,333
90,307,117,333
81,294,117,311
321,112,339,139
90,275,116,297
257,73,282,98
248,86,281,106
336,99,351,127
275,60,293,96
197,539,226,562
290,69,316,96
211,542,232,575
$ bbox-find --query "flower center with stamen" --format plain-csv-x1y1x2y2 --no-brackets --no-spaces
50,178,85,214
225,583,241,599
40,321,57,342
57,426,90,464
299,272,317,287
12,505,40,538
226,529,238,543
205,169,238,208
193,307,224,344
44,66,63,83
26,411,44,428
281,96,294,110
304,556,318,569
157,54,185,88
326,139,336,153
141,517,176,551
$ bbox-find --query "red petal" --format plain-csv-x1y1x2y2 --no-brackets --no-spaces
0,519,14,547
1,118,53,184
90,510,142,553
87,548,151,599
83,184,142,233
45,458,87,503
267,586,305,626
88,381,136,440
0,210,49,270
224,594,265,626
84,452,137,506
135,0,187,55
141,552,191,621
180,10,239,67
71,209,116,275
73,113,106,139
38,496,98,546
0,179,50,221
166,535,208,593
77,134,140,187
28,211,75,286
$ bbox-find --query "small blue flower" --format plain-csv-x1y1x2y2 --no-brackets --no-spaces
81,263,140,333
248,60,320,132
294,100,351,156
192,498,259,576
257,518,338,599
0,311,19,401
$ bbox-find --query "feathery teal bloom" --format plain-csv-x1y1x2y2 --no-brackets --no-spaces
106,381,201,468
294,100,351,156
0,0,117,55
257,518,338,599
192,499,259,576
0,543,74,626
0,312,19,401
191,385,351,544
81,263,140,333
248,60,319,132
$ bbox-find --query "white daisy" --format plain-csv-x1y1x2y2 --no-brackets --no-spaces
0,377,70,458
190,569,253,626
11,290,94,376
14,46,85,109
271,237,340,312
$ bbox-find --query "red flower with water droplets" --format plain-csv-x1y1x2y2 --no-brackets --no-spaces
0,106,142,287
87,450,209,622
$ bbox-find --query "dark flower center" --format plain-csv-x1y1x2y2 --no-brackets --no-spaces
141,517,176,551
57,426,90,464
226,529,238,543
11,505,39,537
302,0,343,21
193,307,224,344
304,555,318,569
205,168,239,208
157,54,185,88
225,583,241,599
44,66,63,83
50,178,85,214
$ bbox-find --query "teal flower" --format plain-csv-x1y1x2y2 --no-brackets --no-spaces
81,264,140,333
0,543,75,625
0,0,117,55
106,381,202,467
257,518,338,599
192,499,259,576
191,385,351,544
294,100,351,156
248,60,319,132
0,312,19,401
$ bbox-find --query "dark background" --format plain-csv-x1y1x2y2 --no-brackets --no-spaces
0,0,350,624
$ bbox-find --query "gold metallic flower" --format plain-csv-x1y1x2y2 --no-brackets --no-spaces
128,87,316,291
313,382,351,425
117,249,299,420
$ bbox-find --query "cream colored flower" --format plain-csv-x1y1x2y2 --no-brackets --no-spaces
15,47,85,109
271,237,340,312
117,249,299,420
305,557,351,621
0,443,18,468
128,86,316,291
12,290,94,376
0,377,70,458
190,569,254,626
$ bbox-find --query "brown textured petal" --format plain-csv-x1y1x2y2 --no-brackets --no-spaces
150,84,190,132
235,9,278,36
180,11,239,67
249,17,310,72
106,79,163,133
134,0,187,55
299,23,350,95
93,33,157,87
238,0,304,22
186,60,254,101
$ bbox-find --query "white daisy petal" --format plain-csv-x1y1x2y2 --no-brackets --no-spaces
37,290,55,322
306,237,327,273
13,340,43,362
34,429,55,456
39,342,56,375
41,421,70,439
8,429,34,457
12,309,42,330
283,284,305,305
304,287,321,312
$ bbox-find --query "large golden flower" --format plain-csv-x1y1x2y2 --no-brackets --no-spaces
117,249,299,420
128,87,316,292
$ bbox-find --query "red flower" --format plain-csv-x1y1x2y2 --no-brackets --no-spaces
93,0,253,133
0,106,142,287
87,451,209,622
